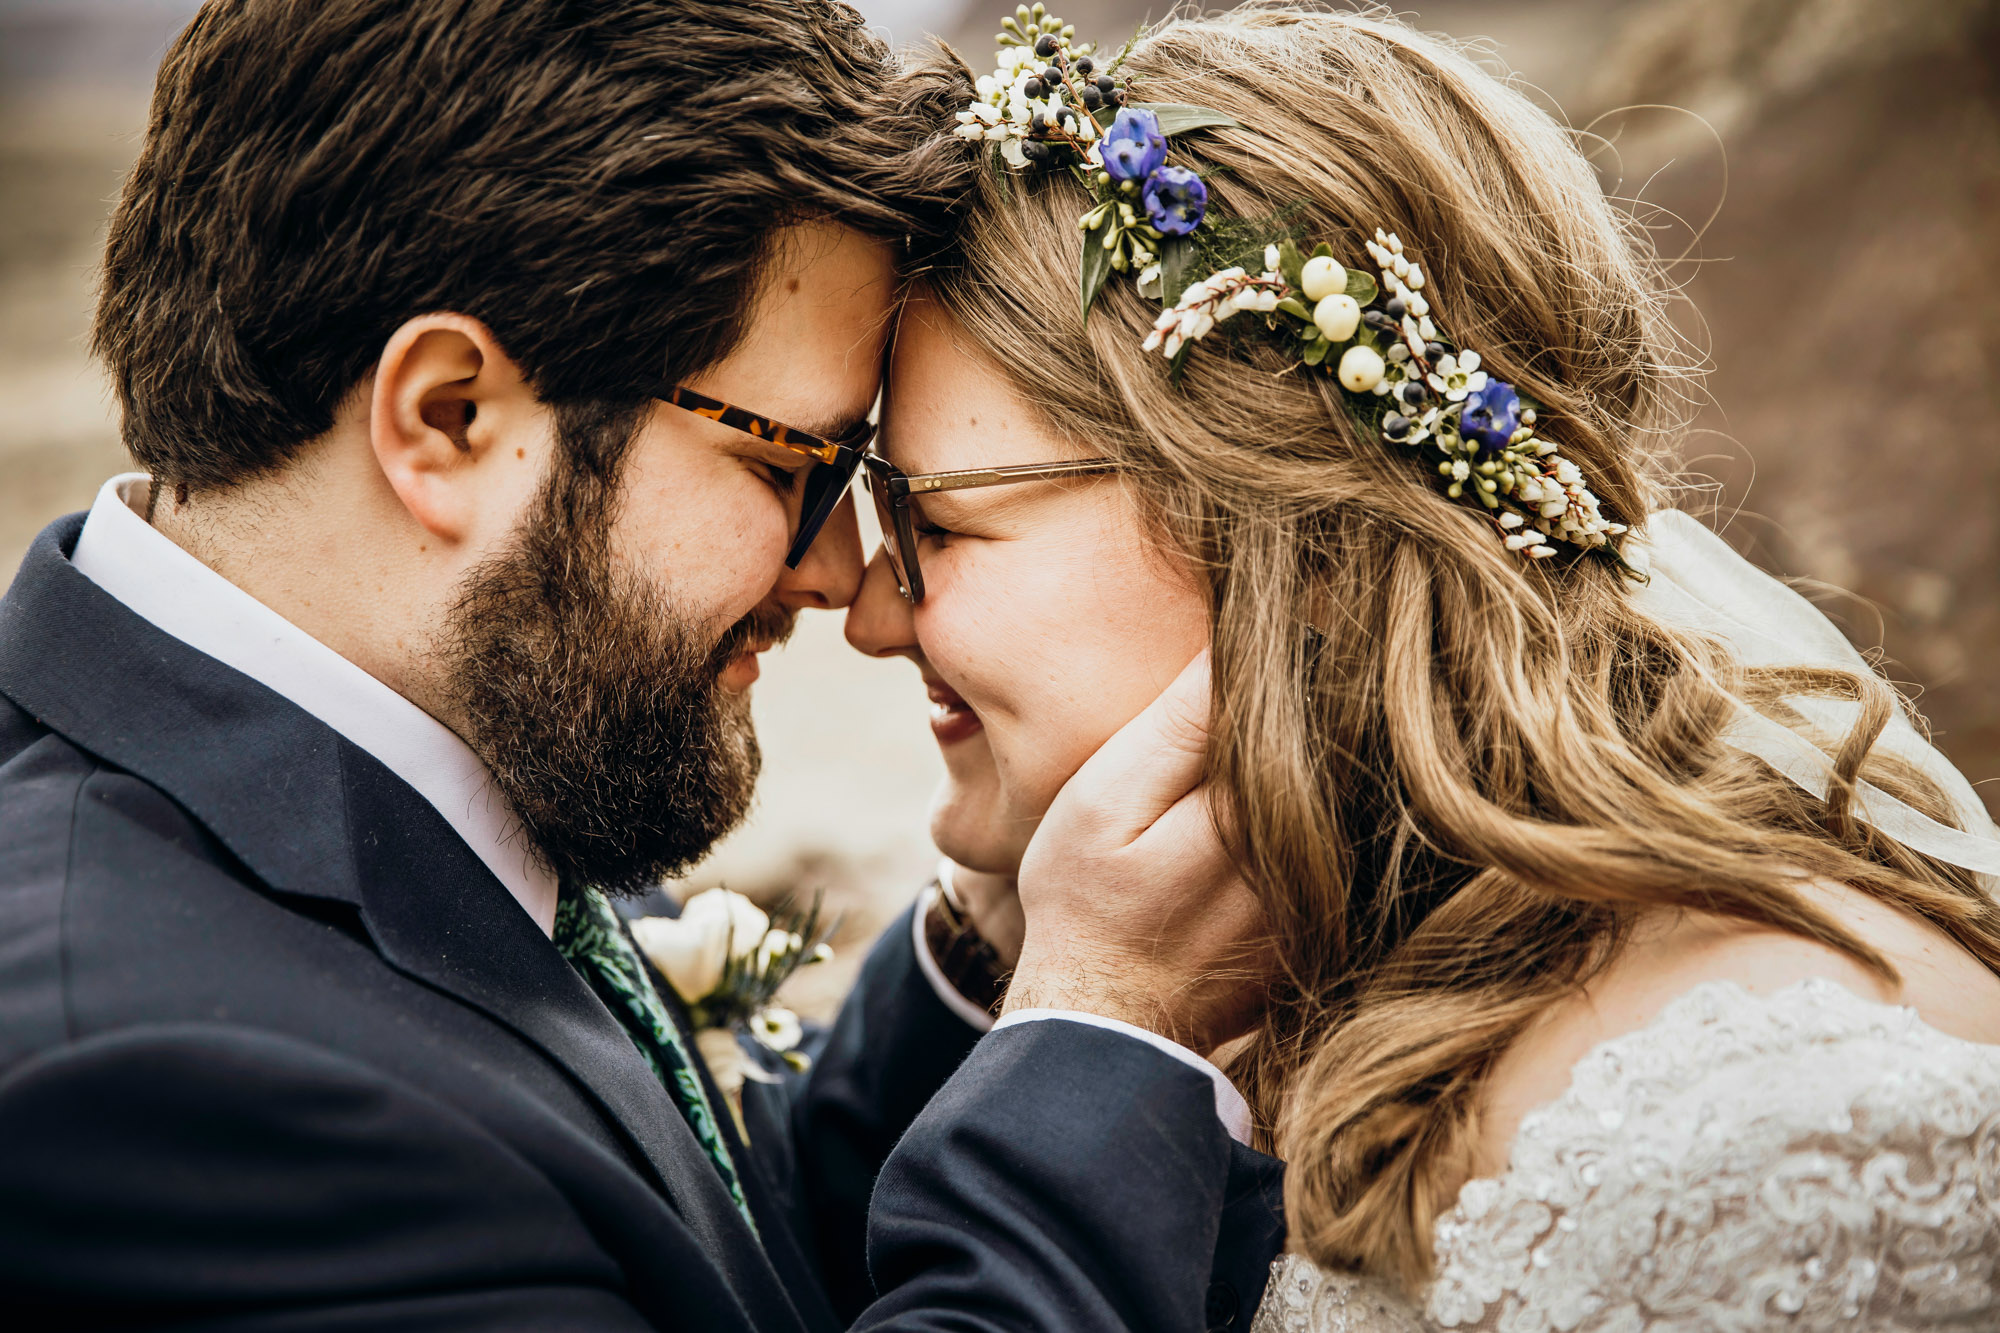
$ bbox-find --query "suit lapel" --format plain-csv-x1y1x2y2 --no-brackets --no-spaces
0,518,807,1332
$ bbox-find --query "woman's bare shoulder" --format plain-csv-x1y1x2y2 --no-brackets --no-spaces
1468,879,2000,1178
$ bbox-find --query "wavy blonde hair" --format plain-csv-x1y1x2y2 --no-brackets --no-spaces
894,4,2000,1286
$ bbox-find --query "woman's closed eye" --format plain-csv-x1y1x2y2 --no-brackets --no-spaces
913,514,958,545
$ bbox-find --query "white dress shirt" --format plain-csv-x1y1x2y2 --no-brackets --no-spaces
70,474,561,935
70,473,1251,1143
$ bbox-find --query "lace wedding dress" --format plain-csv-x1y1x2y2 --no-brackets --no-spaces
1249,977,2000,1331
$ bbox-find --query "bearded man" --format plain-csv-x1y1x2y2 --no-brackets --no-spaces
0,2,1281,1330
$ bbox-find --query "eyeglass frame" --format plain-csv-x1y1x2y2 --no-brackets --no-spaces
656,384,879,568
863,453,1119,603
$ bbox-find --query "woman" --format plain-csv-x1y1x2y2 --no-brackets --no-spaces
849,5,2000,1329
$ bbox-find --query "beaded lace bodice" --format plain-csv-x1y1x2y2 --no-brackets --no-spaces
1250,978,2000,1332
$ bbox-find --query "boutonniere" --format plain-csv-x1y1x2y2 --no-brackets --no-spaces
631,887,832,1137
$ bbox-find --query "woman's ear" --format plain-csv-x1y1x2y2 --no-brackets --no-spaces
368,313,537,544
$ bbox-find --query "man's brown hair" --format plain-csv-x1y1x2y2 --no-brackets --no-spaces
94,0,946,490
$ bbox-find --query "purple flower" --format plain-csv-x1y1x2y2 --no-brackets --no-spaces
1141,165,1207,236
1099,107,1166,183
1459,379,1522,455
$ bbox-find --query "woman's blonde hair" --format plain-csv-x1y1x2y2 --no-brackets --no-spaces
896,3,2000,1286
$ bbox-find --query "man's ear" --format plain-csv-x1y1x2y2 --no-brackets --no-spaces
368,314,537,544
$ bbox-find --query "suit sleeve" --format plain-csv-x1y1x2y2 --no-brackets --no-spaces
741,898,984,1319
856,1019,1243,1333
0,1024,671,1331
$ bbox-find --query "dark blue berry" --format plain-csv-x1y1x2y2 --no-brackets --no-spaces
1385,295,1407,320
1022,76,1045,98
1096,74,1116,95
1034,34,1058,57
1075,56,1095,75
1021,139,1052,163
1383,413,1411,441
1081,86,1102,109
1398,381,1429,408
1363,309,1394,331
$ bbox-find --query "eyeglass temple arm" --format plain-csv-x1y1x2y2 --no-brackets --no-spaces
898,458,1118,495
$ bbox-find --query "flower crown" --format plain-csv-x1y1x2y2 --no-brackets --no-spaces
960,8,1628,563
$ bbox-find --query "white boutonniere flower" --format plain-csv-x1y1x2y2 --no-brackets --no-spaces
631,887,832,1139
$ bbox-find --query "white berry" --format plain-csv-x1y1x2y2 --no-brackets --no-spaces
1312,293,1360,341
1338,344,1385,392
1300,255,1346,302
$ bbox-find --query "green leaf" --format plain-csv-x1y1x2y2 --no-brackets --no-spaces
1130,103,1241,137
1092,104,1118,131
1276,238,1305,290
1311,241,1334,260
1344,269,1378,305
1080,215,1117,325
1302,337,1329,367
1276,296,1312,322
1158,235,1195,309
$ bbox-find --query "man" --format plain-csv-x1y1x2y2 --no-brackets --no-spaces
0,2,1282,1329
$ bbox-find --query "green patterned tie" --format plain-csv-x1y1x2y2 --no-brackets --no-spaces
554,884,757,1233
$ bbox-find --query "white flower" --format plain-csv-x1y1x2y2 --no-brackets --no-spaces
1000,137,1028,168
1264,244,1281,272
1499,511,1524,529
631,912,730,1005
1136,262,1162,300
681,887,769,962
751,1006,804,1053
754,926,795,973
1427,351,1488,402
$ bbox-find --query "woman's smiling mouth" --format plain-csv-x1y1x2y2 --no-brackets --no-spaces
925,676,984,745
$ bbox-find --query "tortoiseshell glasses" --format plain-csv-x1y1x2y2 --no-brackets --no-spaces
660,385,878,568
862,454,1119,603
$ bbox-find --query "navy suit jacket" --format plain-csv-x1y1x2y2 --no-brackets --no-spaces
0,513,1284,1330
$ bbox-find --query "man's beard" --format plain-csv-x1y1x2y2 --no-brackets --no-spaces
441,411,790,897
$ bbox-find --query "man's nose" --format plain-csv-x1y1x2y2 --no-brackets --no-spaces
774,491,864,611
844,546,917,659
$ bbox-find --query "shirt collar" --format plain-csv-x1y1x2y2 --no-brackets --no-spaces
70,474,559,936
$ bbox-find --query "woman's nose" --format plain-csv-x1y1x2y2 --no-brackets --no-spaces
844,546,918,659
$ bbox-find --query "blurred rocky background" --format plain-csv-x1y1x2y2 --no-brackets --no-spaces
4,0,1995,1015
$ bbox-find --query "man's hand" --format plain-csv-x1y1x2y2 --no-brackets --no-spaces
1005,652,1271,1055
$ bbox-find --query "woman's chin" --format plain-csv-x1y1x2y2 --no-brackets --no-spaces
928,788,1028,879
